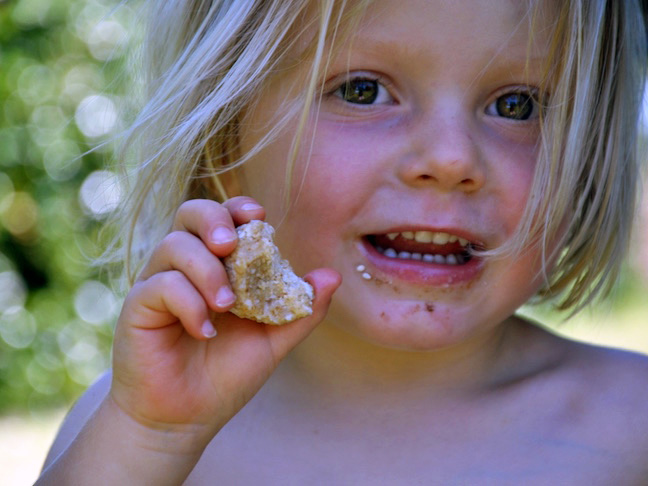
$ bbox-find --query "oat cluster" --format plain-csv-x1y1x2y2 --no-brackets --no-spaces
224,220,314,325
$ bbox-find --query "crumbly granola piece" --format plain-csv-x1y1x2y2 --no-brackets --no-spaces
223,220,314,325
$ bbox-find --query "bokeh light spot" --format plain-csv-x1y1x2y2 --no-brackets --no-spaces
43,139,82,181
11,0,53,28
86,20,128,61
61,65,104,107
16,64,57,106
79,170,122,217
74,280,118,325
29,105,68,147
26,360,65,395
0,191,39,238
75,94,118,138
0,172,14,201
0,307,37,349
0,271,28,312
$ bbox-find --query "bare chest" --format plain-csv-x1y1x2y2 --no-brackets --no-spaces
184,398,641,485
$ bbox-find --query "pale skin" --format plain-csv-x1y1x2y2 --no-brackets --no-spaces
38,0,648,484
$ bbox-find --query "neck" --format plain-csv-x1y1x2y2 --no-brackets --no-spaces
282,316,525,405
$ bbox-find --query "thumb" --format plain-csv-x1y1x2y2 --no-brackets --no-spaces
266,268,341,360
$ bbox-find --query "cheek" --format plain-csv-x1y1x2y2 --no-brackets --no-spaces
486,143,538,231
237,150,290,223
276,167,354,269
292,125,385,216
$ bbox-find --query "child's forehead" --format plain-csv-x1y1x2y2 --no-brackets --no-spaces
264,0,558,96
357,0,533,31
319,1,553,77
361,1,552,44
291,0,554,61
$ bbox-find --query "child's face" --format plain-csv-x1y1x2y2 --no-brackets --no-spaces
237,0,554,350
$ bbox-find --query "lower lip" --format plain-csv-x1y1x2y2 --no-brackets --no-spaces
359,239,484,286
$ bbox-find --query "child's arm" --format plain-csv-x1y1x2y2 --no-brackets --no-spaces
36,197,341,485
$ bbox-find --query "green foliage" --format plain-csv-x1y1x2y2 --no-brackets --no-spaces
0,0,131,412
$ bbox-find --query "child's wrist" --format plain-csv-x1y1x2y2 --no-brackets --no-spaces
37,394,217,485
102,393,217,459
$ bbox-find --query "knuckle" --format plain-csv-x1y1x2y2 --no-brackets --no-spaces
210,202,232,220
177,198,204,212
153,269,187,289
123,281,144,306
174,199,222,224
173,200,195,222
160,230,190,250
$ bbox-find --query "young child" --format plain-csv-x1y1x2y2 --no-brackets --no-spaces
38,0,648,483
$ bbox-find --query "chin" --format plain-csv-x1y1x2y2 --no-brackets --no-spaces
325,299,472,352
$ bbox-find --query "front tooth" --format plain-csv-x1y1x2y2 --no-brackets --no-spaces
401,231,414,240
446,254,458,265
433,254,446,264
414,231,434,243
448,235,458,243
384,248,398,258
410,252,422,260
398,251,411,259
387,233,398,240
422,254,435,262
432,232,450,245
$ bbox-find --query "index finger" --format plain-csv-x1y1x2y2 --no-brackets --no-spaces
171,198,265,257
221,196,266,226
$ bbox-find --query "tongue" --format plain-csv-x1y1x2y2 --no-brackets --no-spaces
372,234,466,256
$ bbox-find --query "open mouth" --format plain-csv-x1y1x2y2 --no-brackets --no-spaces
365,230,477,265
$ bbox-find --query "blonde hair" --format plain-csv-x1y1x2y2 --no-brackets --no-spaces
107,0,369,283
107,0,646,313
510,0,647,311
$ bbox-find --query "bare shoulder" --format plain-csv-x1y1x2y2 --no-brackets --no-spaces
567,339,648,406
507,320,648,480
517,319,648,409
557,338,648,465
41,371,112,469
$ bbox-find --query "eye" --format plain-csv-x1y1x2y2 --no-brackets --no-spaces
486,90,542,121
334,77,393,105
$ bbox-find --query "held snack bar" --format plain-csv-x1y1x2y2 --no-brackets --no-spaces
223,220,314,325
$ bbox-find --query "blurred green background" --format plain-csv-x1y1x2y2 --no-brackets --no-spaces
1,0,129,416
0,0,647,483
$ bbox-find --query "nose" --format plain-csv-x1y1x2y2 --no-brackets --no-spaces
397,107,485,193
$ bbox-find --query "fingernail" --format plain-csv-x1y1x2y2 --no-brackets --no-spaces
215,286,236,307
211,226,236,245
202,320,217,338
241,202,263,211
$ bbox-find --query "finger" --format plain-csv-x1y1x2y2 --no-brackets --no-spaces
172,199,238,256
222,196,266,226
265,268,342,360
138,231,236,312
122,271,216,340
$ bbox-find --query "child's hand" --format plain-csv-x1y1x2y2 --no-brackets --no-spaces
109,197,341,448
